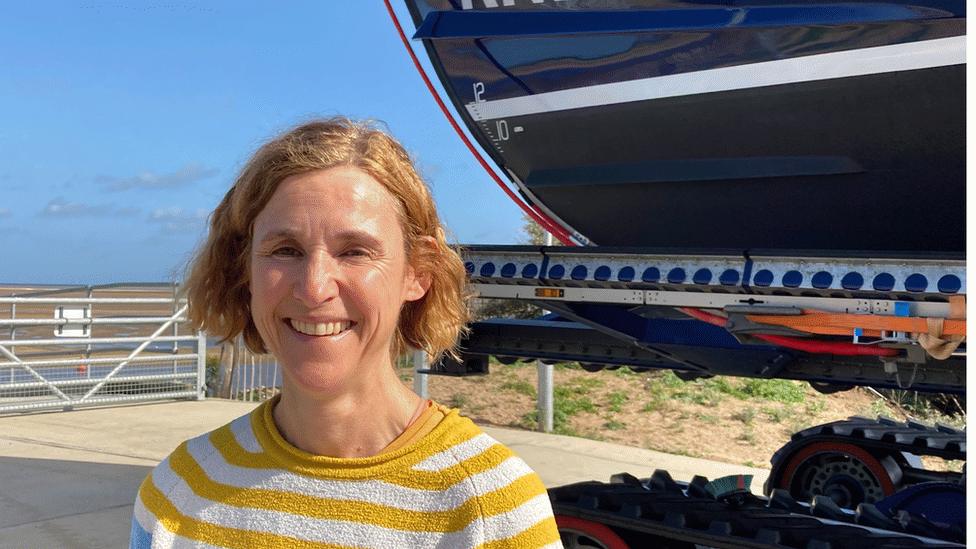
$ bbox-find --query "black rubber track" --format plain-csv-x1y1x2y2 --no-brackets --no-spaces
549,469,965,548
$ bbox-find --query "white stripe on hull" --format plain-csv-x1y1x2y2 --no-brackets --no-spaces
465,36,965,121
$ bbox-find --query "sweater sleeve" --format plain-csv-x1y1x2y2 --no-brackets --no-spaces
470,457,563,549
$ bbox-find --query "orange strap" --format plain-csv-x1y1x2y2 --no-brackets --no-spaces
948,295,966,319
745,312,966,337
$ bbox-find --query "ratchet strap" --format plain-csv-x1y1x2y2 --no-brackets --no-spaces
745,296,966,359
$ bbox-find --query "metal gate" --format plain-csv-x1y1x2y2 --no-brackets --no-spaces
0,283,205,414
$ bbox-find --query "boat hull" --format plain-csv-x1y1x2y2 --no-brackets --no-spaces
403,0,966,255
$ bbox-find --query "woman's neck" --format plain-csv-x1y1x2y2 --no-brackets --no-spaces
271,366,422,458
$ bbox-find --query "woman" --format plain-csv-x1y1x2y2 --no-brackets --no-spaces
130,118,562,548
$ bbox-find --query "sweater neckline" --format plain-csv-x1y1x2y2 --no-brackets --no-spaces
249,395,467,478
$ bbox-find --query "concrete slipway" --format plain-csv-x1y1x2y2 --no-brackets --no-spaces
0,399,769,548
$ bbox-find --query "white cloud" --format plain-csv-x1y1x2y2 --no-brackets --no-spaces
39,197,138,218
148,207,209,234
98,163,218,191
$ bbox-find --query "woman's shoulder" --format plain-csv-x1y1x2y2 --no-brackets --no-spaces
140,405,262,496
418,405,544,488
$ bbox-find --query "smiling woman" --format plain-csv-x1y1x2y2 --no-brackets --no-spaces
129,118,562,548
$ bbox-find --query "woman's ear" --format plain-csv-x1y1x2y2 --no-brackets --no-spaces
404,236,435,302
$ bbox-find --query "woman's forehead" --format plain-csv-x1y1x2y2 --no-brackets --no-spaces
252,167,402,240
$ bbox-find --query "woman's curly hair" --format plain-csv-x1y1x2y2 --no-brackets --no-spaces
183,117,470,363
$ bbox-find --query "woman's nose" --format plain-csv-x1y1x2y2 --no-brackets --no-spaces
293,253,339,306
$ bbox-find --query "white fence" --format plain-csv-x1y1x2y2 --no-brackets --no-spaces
0,283,205,414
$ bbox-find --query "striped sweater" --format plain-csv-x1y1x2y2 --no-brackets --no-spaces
131,400,562,548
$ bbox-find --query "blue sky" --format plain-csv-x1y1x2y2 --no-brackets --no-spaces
0,2,526,284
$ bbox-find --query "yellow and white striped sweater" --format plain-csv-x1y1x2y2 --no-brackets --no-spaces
131,399,562,548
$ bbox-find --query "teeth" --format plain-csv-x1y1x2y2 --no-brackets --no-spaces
290,320,351,336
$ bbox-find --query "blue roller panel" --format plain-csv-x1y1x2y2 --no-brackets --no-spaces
873,273,896,291
811,271,833,289
937,274,961,294
782,270,803,288
594,265,611,281
753,269,774,287
571,265,588,280
548,264,566,280
521,264,539,279
464,261,475,275
641,267,660,283
841,272,864,290
480,262,496,277
617,266,635,282
667,268,687,284
719,269,740,286
693,268,712,285
500,263,517,278
904,273,928,292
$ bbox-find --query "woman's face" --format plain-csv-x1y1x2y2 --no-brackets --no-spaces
249,166,427,394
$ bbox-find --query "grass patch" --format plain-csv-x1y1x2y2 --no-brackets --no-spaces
448,393,470,409
652,372,807,405
740,379,806,403
737,426,757,444
604,419,626,431
641,396,667,413
501,379,537,398
554,385,597,415
657,370,685,388
865,398,891,418
731,407,757,425
762,406,792,423
607,391,629,412
519,379,600,436
805,398,827,415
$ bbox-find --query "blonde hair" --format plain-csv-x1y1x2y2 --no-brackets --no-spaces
183,117,469,362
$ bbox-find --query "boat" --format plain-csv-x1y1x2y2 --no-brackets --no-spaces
399,0,966,256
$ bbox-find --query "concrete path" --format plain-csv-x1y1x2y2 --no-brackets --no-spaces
0,399,769,548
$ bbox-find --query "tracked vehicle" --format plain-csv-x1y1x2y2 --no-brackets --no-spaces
388,0,966,546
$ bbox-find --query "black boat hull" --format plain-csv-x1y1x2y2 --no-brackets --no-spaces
403,0,966,255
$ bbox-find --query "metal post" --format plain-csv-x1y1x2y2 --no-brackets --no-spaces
537,360,554,432
536,230,555,433
8,302,14,383
172,283,179,375
196,329,207,400
218,341,235,399
85,286,93,378
412,348,428,399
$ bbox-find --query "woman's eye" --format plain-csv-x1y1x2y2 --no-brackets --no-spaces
271,247,301,257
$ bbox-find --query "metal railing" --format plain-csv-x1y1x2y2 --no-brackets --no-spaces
206,332,559,433
0,283,205,414
217,339,428,404
223,337,281,402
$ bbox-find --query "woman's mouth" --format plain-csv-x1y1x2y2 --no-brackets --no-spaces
288,319,354,337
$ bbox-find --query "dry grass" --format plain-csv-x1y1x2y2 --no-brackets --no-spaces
403,361,964,470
